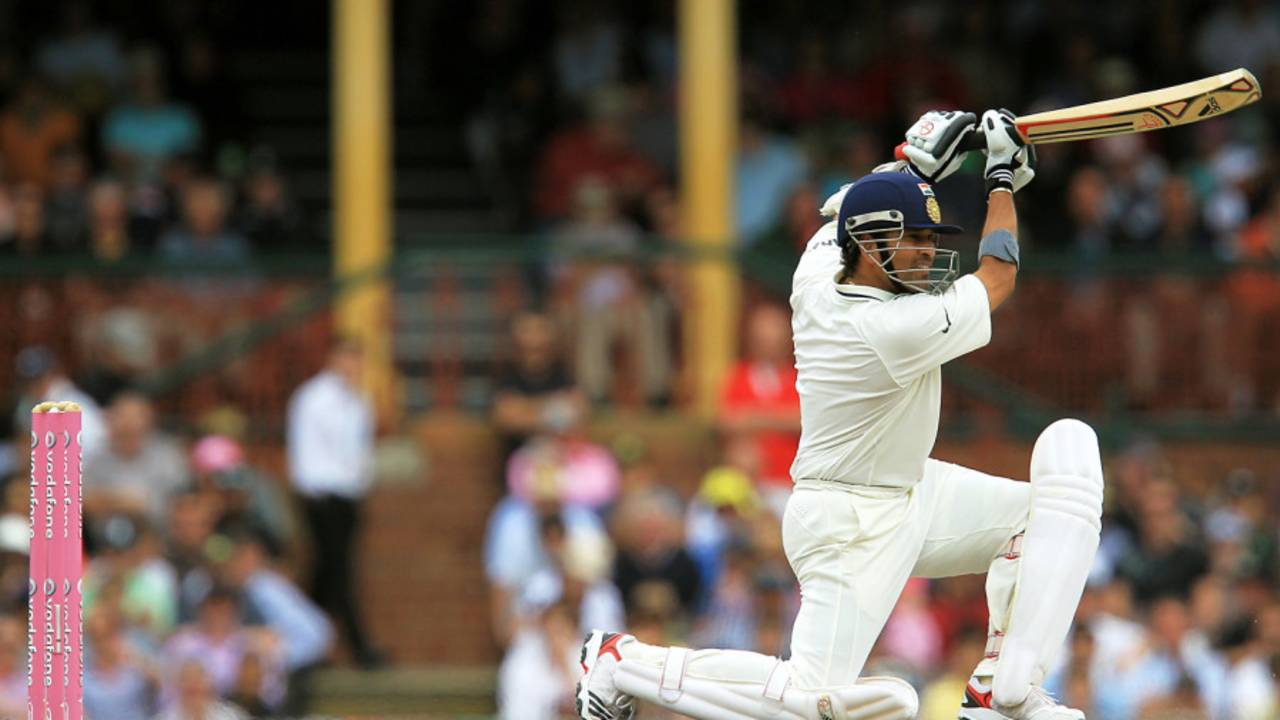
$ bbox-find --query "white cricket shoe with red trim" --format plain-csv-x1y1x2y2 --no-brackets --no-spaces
959,676,1085,720
576,630,636,720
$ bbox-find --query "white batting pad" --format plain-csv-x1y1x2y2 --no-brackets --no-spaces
614,647,917,720
993,419,1103,707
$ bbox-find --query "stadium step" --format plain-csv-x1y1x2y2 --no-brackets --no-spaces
305,667,496,717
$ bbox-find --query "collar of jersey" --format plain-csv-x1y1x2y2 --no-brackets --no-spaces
833,281,894,302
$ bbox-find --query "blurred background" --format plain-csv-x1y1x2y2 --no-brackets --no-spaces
0,0,1278,718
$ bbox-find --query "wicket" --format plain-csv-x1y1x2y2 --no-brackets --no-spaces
29,402,82,720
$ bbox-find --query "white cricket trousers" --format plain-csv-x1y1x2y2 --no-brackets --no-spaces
785,459,1030,688
614,458,1032,716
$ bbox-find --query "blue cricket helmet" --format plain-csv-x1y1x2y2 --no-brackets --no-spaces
836,172,964,248
834,172,963,294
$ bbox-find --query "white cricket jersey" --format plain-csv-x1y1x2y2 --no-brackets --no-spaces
788,221,992,489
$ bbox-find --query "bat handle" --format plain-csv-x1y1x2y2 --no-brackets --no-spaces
892,129,989,163
958,128,987,152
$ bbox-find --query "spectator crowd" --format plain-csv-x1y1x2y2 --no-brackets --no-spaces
0,2,313,269
432,0,1280,415
1,333,393,718
485,303,1280,720
2,1,1280,719
2,344,336,719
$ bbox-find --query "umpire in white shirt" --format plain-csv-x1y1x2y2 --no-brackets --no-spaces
287,338,384,667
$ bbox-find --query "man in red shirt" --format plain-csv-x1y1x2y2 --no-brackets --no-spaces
534,89,662,221
719,303,801,518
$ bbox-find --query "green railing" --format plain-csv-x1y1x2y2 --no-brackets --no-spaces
3,240,1278,446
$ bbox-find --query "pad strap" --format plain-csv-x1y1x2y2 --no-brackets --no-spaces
659,647,689,703
985,631,1004,660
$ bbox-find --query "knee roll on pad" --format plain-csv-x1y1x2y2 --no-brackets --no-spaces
849,677,919,719
1029,418,1103,529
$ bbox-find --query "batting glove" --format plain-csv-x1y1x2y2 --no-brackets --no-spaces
901,110,978,184
1010,143,1036,193
982,109,1026,195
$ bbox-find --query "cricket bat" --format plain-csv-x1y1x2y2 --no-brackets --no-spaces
896,68,1261,158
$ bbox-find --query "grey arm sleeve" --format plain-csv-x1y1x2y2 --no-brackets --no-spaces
978,229,1020,267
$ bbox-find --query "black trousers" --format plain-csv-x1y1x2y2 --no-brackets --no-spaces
302,494,373,657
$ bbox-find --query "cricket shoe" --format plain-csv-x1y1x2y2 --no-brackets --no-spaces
958,676,1084,720
576,630,636,720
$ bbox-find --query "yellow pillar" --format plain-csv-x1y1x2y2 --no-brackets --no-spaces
333,0,396,421
679,0,738,418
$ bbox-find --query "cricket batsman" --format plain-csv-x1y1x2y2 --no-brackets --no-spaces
576,109,1104,720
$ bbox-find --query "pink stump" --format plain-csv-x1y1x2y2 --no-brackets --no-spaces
30,405,82,720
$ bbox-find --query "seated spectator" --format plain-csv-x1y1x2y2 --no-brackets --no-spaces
497,594,582,720
84,516,179,641
157,177,250,266
684,462,761,603
484,464,607,646
0,182,51,257
165,490,218,623
534,87,661,221
102,48,200,183
236,149,308,251
520,527,625,638
1115,478,1209,603
86,178,137,262
551,178,672,405
691,542,760,651
216,526,332,694
719,303,800,517
161,587,283,711
45,146,90,252
1150,175,1212,256
506,429,620,514
1053,166,1121,256
1204,469,1275,581
755,181,823,258
15,345,106,455
491,310,587,479
611,487,701,620
1199,616,1278,720
84,391,189,528
1136,676,1209,719
191,434,297,560
735,114,807,246
84,609,158,720
0,76,82,189
35,1,126,114
152,660,248,720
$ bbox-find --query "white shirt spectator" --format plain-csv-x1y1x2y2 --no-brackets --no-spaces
497,627,578,720
243,569,333,670
483,497,604,593
287,370,373,499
